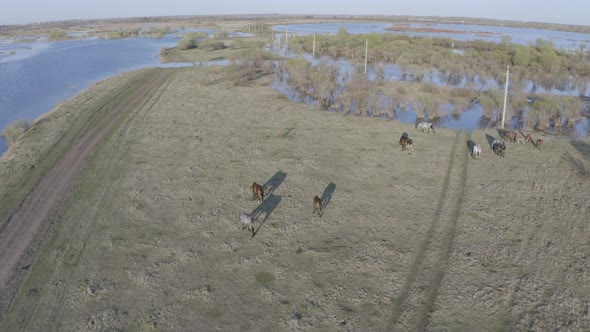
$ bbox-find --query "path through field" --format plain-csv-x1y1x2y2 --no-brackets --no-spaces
0,68,175,318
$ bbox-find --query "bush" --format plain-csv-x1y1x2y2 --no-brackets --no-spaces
2,119,32,146
199,40,226,51
178,37,197,50
48,30,68,41
224,64,259,86
213,31,228,39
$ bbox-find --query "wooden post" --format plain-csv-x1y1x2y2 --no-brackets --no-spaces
501,65,510,129
364,39,368,74
312,33,316,58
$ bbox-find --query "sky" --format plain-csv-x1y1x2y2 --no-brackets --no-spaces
1,0,587,26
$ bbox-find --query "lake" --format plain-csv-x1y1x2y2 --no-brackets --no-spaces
0,35,187,154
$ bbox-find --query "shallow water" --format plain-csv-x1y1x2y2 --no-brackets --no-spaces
0,35,184,154
2,23,589,154
273,22,590,50
273,63,590,136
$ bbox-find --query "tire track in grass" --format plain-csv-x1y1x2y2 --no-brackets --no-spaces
0,68,174,325
48,70,178,331
416,130,470,331
389,131,468,330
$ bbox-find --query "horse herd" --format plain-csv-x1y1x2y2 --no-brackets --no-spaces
399,121,435,153
240,123,545,234
240,182,324,236
478,130,544,159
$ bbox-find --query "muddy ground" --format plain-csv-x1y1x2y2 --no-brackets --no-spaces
0,67,588,331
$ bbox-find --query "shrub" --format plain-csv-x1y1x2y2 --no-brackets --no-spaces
213,31,228,39
48,30,68,41
199,40,226,51
178,37,197,50
2,119,32,146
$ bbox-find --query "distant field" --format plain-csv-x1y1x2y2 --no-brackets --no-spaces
2,15,589,38
0,67,588,330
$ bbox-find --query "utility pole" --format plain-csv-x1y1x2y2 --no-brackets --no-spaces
285,27,288,55
501,65,510,129
364,39,368,74
312,33,316,59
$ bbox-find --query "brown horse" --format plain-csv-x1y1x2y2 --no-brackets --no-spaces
503,131,517,143
252,182,264,203
536,139,544,151
399,134,409,152
313,195,322,217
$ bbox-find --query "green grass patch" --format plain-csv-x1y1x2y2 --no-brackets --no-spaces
255,272,276,285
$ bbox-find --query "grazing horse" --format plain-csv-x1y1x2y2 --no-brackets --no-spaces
417,122,435,133
252,182,264,203
313,195,322,217
472,143,482,158
492,139,506,157
405,138,414,153
503,131,517,143
240,212,255,235
399,134,408,152
536,139,544,151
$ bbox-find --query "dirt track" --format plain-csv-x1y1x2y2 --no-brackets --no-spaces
0,69,174,317
0,67,588,331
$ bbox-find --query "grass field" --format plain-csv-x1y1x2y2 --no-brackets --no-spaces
0,66,588,331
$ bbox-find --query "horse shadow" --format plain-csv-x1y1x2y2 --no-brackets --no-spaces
467,140,476,156
320,182,336,217
485,134,496,149
251,194,282,237
570,140,590,160
263,171,287,197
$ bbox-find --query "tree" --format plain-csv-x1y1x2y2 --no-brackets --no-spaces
511,44,531,67
310,60,339,110
178,37,196,50
341,70,375,116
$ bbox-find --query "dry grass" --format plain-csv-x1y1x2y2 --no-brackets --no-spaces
0,67,588,331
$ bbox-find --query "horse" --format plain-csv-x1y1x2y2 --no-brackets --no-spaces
536,139,544,151
492,139,506,157
405,138,414,153
472,143,482,158
252,182,264,203
503,131,517,143
240,212,255,236
417,122,435,133
399,135,408,152
313,195,322,217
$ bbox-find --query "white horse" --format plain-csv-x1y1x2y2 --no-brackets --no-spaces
240,212,256,235
417,122,435,133
472,143,482,158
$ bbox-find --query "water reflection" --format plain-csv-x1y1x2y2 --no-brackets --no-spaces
273,61,589,137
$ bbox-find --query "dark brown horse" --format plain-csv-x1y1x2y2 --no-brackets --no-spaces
252,182,264,203
536,139,544,151
313,195,322,217
399,134,409,152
